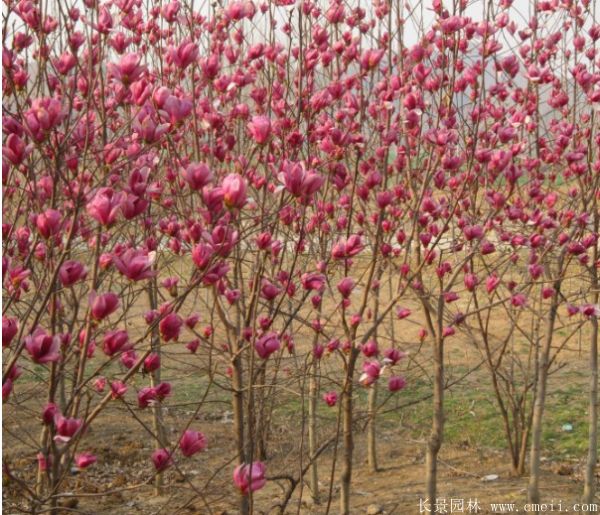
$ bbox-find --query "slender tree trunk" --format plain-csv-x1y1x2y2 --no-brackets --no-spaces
367,384,378,472
340,347,359,515
425,334,444,504
527,290,559,510
367,267,383,473
147,283,166,496
232,339,249,515
308,360,320,503
583,303,599,510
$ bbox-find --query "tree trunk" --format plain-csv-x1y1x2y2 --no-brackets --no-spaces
583,311,599,510
308,360,320,503
367,384,378,472
340,348,359,515
425,335,444,504
232,340,249,515
147,284,166,496
527,295,559,510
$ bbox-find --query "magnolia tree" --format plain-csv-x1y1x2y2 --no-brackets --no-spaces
2,0,599,514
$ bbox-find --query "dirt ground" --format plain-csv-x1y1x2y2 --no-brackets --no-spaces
2,383,594,515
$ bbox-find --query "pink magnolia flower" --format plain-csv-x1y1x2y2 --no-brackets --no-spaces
233,461,266,495
443,326,456,337
151,448,172,471
59,260,87,287
168,41,198,69
186,339,200,353
191,243,214,269
511,294,527,308
360,361,381,386
360,48,384,70
110,381,128,399
3,133,30,165
255,332,280,359
53,414,83,444
179,429,207,457
87,188,123,226
120,350,137,369
155,382,172,400
2,317,18,348
36,209,61,239
113,249,156,281
301,272,326,291
143,353,161,373
581,304,600,318
337,277,355,298
3,379,13,401
159,313,183,342
388,376,407,392
247,115,271,144
75,452,97,469
323,391,338,407
138,387,157,408
383,348,406,366
183,162,213,190
331,235,363,259
221,174,248,209
132,106,170,143
25,328,60,364
93,377,106,392
24,97,64,141
90,292,119,321
486,275,500,293
464,273,479,292
361,340,378,357
260,280,281,301
102,330,130,356
108,53,146,84
278,161,324,198
42,403,58,424
396,307,411,319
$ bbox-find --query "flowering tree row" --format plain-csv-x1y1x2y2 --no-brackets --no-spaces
2,0,599,513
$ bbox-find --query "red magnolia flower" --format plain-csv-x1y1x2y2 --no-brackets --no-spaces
247,115,271,144
183,162,213,190
53,414,83,444
151,449,172,471
59,260,87,287
110,381,128,399
388,376,407,392
361,340,378,357
113,249,156,281
221,174,248,209
25,328,60,364
2,379,12,402
108,53,146,84
102,330,130,356
179,430,207,457
383,348,406,366
255,332,280,359
75,453,97,469
233,461,266,495
337,277,355,298
323,391,338,407
35,209,61,239
90,292,119,321
86,188,123,227
301,272,326,291
2,317,18,348
159,313,183,342
359,361,381,386
143,353,160,373
278,161,324,198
